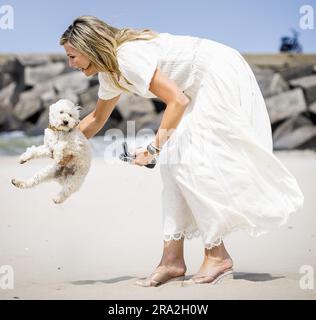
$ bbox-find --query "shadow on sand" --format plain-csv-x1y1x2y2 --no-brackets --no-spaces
232,272,285,282
70,276,135,285
69,272,285,285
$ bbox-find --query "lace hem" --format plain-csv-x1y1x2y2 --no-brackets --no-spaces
164,229,201,241
163,221,287,250
164,229,224,250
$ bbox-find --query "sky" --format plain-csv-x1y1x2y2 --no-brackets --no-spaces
0,0,315,53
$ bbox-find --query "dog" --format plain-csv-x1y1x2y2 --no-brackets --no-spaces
11,99,91,204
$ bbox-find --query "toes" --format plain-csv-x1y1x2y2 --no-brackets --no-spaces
193,276,213,284
135,278,159,287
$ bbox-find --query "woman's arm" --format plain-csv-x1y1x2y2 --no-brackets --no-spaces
79,95,121,139
132,68,190,166
150,68,190,149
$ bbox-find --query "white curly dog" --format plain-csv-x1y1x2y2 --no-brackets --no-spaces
11,99,91,204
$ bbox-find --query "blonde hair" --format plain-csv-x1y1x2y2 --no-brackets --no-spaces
59,15,159,92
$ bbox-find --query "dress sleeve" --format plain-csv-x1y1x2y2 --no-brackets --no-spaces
117,40,159,96
98,72,123,100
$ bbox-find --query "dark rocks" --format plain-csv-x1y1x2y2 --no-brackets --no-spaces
290,74,316,104
13,89,43,121
247,55,316,150
265,88,307,123
272,114,316,149
24,62,65,86
0,53,316,151
279,64,316,81
253,67,289,97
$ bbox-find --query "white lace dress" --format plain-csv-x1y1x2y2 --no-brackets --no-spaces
98,32,305,249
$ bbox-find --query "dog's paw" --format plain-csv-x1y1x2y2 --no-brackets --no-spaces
52,196,64,204
11,178,24,188
19,154,30,164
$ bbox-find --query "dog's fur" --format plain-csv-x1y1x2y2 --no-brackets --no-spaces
11,99,91,204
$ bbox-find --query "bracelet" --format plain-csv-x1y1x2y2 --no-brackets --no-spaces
147,143,161,156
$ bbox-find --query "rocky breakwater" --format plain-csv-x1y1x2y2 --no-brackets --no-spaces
1,53,316,150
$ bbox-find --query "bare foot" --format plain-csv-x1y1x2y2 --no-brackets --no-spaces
136,239,187,287
191,242,233,284
155,263,187,278
136,261,186,287
192,257,233,283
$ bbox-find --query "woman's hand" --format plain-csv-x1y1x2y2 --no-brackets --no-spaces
58,154,74,166
131,147,156,167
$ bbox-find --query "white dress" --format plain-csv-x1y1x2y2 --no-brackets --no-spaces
98,32,305,249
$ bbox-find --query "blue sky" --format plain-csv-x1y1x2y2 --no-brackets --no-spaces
0,0,315,53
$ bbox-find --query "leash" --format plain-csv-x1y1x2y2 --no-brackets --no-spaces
119,142,156,169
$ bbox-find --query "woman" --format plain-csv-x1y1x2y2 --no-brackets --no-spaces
60,16,304,287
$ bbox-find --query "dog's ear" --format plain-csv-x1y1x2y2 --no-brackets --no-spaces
76,104,83,111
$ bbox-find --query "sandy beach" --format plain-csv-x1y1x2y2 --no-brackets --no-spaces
0,150,315,300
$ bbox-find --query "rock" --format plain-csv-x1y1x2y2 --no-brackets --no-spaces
50,54,67,63
40,90,58,109
78,85,98,118
1,57,23,74
151,98,166,113
58,89,79,105
89,74,99,87
13,89,43,121
17,54,51,67
0,82,23,131
25,62,65,86
117,110,159,134
253,68,289,97
53,71,89,95
0,83,16,128
0,69,13,89
273,114,313,142
97,118,121,137
310,101,316,114
25,108,49,136
296,135,316,149
265,88,307,123
12,72,86,121
273,125,316,149
290,74,316,104
117,94,155,119
0,53,316,150
279,64,316,81
0,57,25,95
115,94,157,134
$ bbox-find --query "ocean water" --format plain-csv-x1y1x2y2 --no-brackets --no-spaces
0,131,156,161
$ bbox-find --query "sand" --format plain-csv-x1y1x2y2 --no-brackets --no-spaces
0,150,315,300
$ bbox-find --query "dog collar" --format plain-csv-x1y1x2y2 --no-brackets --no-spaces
48,124,73,132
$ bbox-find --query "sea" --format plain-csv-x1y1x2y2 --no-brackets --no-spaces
0,131,156,161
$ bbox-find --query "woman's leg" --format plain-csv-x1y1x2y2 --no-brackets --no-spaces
135,238,186,287
189,241,233,284
157,238,187,275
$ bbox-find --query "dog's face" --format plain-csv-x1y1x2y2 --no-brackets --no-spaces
49,99,81,132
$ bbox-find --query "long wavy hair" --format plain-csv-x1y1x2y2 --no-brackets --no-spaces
59,15,159,93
